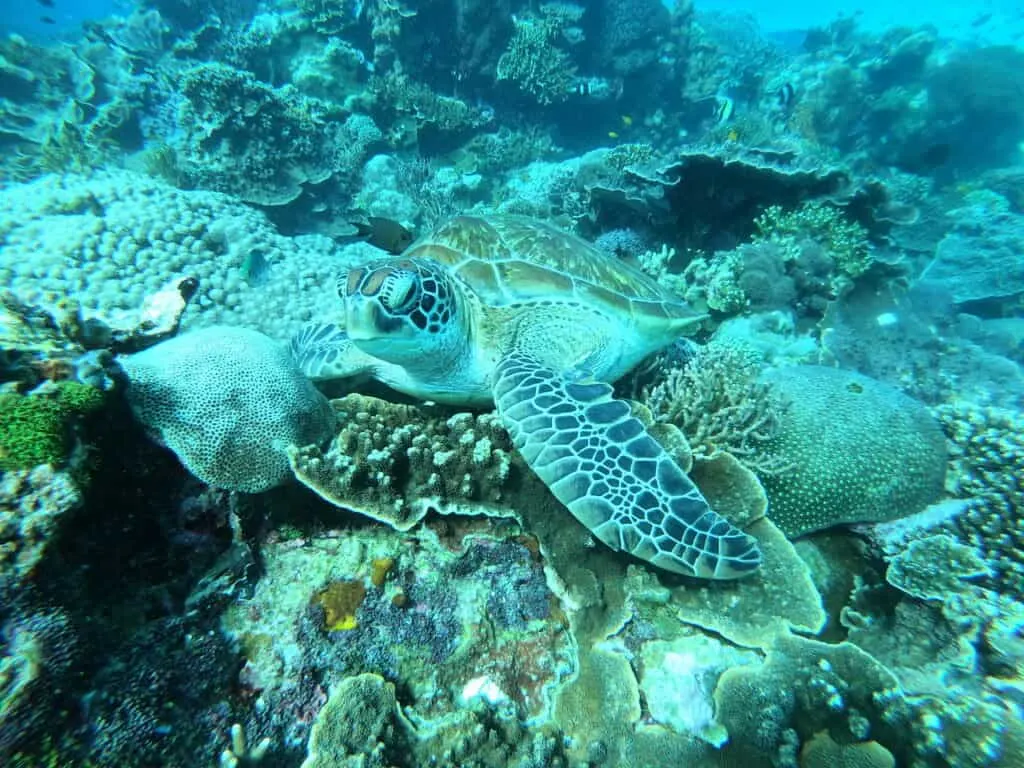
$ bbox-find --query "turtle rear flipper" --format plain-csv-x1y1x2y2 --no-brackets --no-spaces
492,351,761,580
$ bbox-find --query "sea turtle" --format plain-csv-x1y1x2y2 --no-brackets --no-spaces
291,215,761,579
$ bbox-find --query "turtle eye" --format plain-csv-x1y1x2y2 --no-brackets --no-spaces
382,273,420,314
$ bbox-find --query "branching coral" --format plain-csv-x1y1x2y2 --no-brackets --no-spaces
935,402,1024,597
496,7,578,105
754,202,871,279
643,341,789,477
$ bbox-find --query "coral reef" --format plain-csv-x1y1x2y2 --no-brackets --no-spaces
936,402,1024,597
174,62,376,206
120,326,336,492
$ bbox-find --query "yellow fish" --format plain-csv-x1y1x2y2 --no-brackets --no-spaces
608,131,619,139
621,115,633,127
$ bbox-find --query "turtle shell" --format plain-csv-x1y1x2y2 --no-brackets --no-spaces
402,215,697,324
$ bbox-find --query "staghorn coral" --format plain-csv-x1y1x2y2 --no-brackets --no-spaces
289,393,517,531
121,326,336,493
643,340,790,477
936,402,1024,597
757,365,948,538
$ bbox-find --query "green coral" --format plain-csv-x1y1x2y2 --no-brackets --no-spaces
754,202,871,278
0,383,104,471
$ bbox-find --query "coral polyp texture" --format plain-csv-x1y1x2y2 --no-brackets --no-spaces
0,170,345,341
120,326,336,492
755,365,948,537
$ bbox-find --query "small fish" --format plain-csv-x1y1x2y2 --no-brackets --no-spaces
714,95,734,125
775,82,795,109
607,131,619,139
37,0,55,7
40,15,56,23
351,217,414,255
240,249,271,285
621,115,633,127
971,13,992,27
568,77,623,101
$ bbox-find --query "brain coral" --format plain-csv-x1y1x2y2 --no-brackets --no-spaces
120,326,336,493
756,366,947,537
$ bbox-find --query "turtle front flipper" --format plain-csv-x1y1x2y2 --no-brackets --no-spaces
492,351,762,579
290,322,377,381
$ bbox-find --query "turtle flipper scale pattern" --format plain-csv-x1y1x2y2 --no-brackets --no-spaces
493,351,762,579
290,322,355,380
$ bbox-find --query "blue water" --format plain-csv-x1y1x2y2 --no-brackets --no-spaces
1,0,125,39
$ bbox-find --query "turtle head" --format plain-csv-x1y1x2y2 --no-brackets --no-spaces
340,257,463,364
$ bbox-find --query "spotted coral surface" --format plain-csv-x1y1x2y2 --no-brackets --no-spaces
757,365,947,537
121,326,336,493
